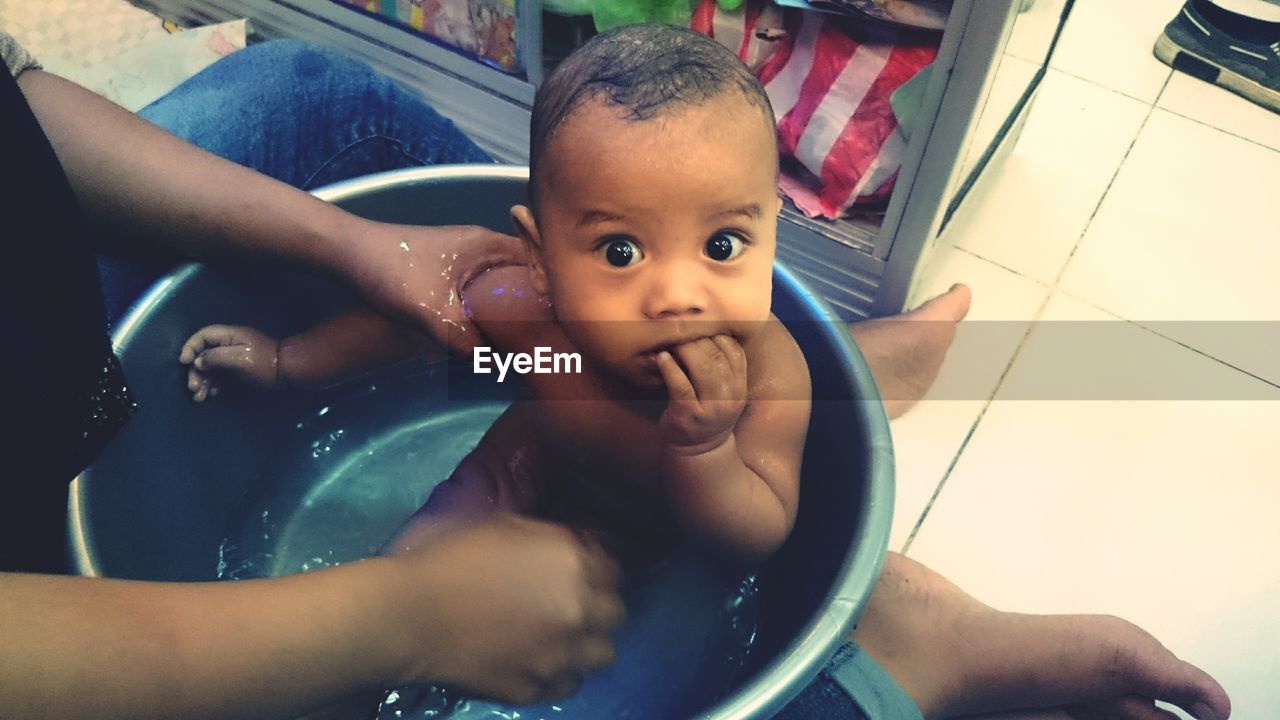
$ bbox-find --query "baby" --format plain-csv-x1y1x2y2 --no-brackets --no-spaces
182,25,809,567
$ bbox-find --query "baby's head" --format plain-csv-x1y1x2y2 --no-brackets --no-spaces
512,24,781,387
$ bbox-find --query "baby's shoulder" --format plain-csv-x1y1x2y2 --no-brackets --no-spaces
461,264,561,354
745,315,810,400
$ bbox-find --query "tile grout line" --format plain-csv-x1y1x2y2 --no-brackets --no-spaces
1057,289,1280,391
1047,64,1169,106
954,246,1052,289
904,72,1173,554
1153,105,1280,155
900,288,1055,554
1049,73,1169,289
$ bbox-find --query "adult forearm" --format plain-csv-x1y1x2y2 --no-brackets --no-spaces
0,559,405,720
15,70,361,272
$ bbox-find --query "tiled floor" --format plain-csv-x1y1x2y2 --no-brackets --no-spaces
899,0,1280,717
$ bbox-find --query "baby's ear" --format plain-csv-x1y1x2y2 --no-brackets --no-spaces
511,205,551,295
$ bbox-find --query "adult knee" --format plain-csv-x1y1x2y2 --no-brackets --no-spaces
236,38,378,92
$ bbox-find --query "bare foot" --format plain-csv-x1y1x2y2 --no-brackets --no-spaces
849,283,967,417
850,553,1231,720
848,284,972,419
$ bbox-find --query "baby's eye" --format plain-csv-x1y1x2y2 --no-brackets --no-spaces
599,237,642,267
705,232,747,262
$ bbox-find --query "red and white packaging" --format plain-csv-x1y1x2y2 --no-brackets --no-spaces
692,0,938,219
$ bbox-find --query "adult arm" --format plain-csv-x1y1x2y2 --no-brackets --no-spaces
15,69,521,354
0,514,622,720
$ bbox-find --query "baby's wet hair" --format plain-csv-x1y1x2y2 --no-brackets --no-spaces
529,23,776,209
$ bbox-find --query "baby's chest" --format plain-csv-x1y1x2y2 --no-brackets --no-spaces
527,399,673,533
538,400,665,484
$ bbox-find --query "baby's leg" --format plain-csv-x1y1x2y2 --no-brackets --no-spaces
382,403,543,556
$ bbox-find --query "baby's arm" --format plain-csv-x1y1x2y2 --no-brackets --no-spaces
180,307,434,400
658,319,810,567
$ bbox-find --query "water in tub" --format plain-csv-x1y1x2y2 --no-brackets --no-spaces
214,365,761,719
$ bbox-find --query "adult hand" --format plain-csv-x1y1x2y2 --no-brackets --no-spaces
342,221,526,357
381,513,624,704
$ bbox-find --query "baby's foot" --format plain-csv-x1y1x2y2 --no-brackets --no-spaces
847,284,972,419
850,553,1231,720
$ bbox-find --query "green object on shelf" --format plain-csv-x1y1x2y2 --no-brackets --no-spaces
592,0,696,31
890,62,932,142
545,0,597,16
717,0,744,10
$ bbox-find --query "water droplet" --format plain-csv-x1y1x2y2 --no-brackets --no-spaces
318,406,331,416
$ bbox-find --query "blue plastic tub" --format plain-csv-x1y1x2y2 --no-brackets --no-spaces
70,166,894,720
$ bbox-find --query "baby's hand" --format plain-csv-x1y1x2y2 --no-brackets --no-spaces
656,335,748,455
178,325,281,402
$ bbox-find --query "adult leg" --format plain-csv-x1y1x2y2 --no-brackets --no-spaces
843,552,1231,720
137,39,491,189
98,39,492,325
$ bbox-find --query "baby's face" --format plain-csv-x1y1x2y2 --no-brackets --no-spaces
519,93,781,387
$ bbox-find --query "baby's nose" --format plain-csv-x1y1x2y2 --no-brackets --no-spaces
642,264,708,319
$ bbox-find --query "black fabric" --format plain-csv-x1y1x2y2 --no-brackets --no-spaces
1195,0,1280,43
0,60,135,573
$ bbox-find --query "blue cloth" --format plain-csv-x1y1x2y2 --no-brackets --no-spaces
775,642,923,720
96,39,493,326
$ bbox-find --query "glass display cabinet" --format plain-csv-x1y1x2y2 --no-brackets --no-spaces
133,0,1074,317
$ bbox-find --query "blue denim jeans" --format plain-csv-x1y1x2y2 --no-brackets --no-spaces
97,39,493,326
777,642,923,720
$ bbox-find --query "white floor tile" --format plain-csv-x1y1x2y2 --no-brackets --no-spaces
1007,0,1072,67
1048,0,1182,102
1001,290,1275,401
889,245,1049,550
1158,71,1280,153
947,69,1150,285
906,294,1280,719
1060,109,1280,384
